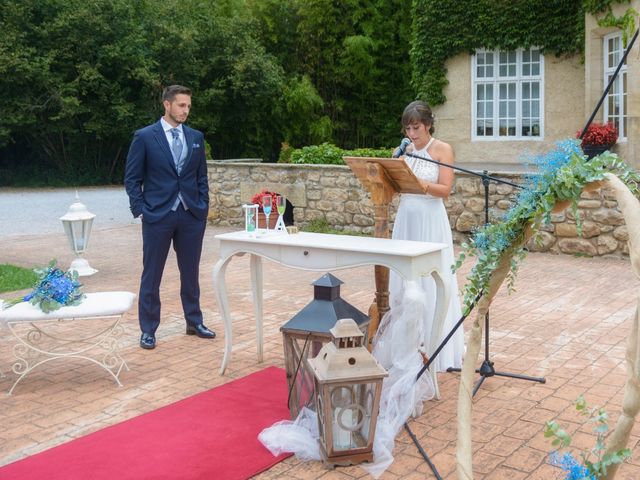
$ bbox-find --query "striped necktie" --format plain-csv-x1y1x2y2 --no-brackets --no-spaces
170,128,183,174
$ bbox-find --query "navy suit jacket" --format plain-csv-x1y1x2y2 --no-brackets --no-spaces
124,120,209,224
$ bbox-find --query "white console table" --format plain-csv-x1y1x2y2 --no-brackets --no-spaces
213,230,450,387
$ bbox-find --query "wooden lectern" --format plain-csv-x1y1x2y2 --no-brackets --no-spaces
344,156,425,348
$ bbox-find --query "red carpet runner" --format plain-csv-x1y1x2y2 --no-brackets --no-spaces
1,366,291,479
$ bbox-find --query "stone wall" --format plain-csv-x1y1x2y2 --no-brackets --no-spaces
207,161,630,257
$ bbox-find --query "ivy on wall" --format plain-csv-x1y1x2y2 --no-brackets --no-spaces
592,4,639,46
583,0,631,15
410,0,630,106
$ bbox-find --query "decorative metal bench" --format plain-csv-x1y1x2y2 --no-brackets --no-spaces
0,291,136,394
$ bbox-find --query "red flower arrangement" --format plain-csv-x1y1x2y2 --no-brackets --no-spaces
577,122,618,147
250,189,279,213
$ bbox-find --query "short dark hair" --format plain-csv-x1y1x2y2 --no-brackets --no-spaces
402,100,435,135
162,85,192,102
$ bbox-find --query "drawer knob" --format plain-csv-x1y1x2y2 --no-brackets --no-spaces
303,250,309,256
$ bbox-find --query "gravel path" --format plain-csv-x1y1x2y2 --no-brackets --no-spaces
1,186,138,237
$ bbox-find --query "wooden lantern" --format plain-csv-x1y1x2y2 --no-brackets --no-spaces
307,318,387,467
280,273,369,419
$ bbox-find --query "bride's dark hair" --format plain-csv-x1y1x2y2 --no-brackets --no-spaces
402,100,435,135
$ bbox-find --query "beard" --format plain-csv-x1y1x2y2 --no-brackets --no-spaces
168,111,187,125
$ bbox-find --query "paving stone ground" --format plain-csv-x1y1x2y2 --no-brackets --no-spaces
1,224,640,479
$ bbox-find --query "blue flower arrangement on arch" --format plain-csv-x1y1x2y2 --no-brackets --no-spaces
453,139,640,315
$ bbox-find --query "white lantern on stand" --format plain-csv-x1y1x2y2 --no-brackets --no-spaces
59,193,98,276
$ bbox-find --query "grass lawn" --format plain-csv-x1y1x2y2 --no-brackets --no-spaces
0,264,37,293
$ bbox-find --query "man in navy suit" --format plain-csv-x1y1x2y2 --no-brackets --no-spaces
125,85,215,349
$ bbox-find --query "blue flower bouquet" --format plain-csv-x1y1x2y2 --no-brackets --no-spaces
545,395,631,479
550,452,595,480
2,260,85,313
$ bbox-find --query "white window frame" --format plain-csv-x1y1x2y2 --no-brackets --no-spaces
471,47,545,141
603,32,627,141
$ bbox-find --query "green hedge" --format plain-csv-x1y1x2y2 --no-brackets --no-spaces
280,142,392,165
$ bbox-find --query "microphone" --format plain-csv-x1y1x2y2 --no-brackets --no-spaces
392,137,411,158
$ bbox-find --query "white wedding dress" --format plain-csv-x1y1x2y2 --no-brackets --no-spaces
377,138,464,373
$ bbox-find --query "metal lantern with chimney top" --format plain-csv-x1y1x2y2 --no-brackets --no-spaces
307,318,387,467
59,193,98,276
280,273,369,419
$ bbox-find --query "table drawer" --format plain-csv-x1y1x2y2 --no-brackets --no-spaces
279,246,338,270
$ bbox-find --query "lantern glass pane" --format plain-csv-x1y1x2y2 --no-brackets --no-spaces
316,383,325,439
72,222,83,252
329,382,376,451
71,220,89,252
284,332,329,418
295,372,315,411
62,222,74,252
293,343,317,413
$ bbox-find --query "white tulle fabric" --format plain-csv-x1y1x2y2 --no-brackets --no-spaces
258,407,322,462
258,140,463,477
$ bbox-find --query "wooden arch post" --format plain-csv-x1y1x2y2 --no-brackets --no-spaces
456,176,640,480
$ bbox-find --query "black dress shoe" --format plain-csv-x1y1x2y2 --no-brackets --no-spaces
140,332,156,349
186,323,216,339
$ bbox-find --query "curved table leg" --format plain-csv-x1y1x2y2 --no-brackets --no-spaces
426,268,451,400
250,254,264,363
213,256,234,375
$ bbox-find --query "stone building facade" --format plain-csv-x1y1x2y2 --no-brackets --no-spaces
431,3,639,171
207,161,630,257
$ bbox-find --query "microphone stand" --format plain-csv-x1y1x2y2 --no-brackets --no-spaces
399,150,544,478
404,149,544,391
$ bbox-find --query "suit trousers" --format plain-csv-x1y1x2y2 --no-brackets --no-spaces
139,206,206,334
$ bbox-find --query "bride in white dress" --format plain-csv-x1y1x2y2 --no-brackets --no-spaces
364,101,465,475
374,100,464,375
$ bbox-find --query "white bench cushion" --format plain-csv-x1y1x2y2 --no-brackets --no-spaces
0,291,136,322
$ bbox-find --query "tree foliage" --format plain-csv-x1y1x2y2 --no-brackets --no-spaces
0,0,284,184
0,0,159,183
0,0,606,185
238,0,415,149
